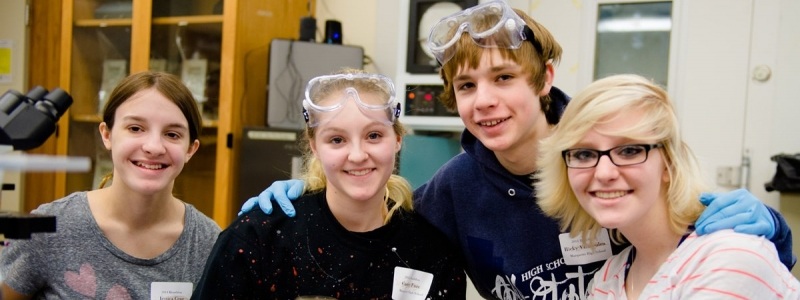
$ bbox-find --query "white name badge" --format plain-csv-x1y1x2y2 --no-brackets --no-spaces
559,228,613,265
392,266,433,300
150,282,193,300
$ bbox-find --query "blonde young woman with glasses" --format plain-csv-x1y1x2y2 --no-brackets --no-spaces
536,74,800,299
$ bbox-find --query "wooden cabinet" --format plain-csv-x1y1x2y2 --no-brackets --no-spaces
49,0,313,227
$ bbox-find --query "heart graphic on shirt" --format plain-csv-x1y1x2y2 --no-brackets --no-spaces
64,263,97,297
106,284,132,300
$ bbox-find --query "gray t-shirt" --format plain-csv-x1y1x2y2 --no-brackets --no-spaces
0,192,221,299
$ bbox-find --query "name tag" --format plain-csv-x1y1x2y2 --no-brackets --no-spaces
559,228,613,265
150,282,192,300
392,266,433,300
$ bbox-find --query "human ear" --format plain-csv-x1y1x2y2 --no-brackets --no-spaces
395,136,403,153
662,166,671,183
538,61,555,96
185,139,200,163
309,139,318,157
99,122,112,150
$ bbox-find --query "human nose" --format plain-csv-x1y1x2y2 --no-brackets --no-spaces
142,133,166,155
347,142,368,162
593,155,619,181
474,85,498,110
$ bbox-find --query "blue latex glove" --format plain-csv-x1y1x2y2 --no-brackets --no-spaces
695,188,776,239
239,179,305,217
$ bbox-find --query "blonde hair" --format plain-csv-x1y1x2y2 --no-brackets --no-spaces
300,69,413,224
535,74,706,244
438,8,563,114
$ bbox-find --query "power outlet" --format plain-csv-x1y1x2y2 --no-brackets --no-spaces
716,166,741,187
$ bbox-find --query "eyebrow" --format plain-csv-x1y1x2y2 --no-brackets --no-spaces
119,115,189,131
452,64,519,82
316,120,391,135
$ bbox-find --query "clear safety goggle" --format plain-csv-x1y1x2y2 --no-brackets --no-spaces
427,0,543,66
302,74,401,127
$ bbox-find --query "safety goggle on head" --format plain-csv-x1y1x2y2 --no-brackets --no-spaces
302,73,402,127
427,0,543,66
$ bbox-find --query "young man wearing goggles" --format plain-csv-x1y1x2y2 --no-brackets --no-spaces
242,1,794,299
193,70,466,299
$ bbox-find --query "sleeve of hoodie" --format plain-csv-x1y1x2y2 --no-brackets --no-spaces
767,205,796,270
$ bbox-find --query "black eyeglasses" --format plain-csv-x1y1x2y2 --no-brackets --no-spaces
562,144,663,169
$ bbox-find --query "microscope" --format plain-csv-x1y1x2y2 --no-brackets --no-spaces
0,87,90,239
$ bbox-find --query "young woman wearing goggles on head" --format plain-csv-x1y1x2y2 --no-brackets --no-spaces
242,2,795,299
193,69,466,299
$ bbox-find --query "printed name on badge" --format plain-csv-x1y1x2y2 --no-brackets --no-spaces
150,282,192,300
559,228,613,265
392,266,434,300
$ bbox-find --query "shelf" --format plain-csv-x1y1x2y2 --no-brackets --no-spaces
402,116,464,132
152,15,224,25
71,113,219,128
73,15,223,29
74,18,132,27
153,15,223,35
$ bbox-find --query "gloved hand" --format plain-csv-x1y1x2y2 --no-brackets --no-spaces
695,188,776,239
239,179,305,217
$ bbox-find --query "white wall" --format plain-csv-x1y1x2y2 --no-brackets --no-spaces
525,1,583,96
314,0,379,73
0,0,28,212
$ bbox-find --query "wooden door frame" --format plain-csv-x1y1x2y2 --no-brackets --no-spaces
24,0,63,212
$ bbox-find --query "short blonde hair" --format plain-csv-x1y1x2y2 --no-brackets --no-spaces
534,74,706,244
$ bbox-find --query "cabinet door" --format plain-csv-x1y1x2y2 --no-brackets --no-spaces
670,0,752,196
60,0,135,196
742,0,800,206
58,0,220,217
54,0,311,225
149,0,223,217
672,0,795,208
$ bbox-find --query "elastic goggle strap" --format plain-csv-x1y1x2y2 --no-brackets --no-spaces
427,0,543,65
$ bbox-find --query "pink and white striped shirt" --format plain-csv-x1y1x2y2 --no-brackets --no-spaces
588,229,800,299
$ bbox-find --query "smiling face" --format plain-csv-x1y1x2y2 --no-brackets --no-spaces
309,90,401,205
451,49,553,159
100,88,199,196
566,110,670,232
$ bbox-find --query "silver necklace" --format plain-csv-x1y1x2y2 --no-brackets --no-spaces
305,228,352,283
